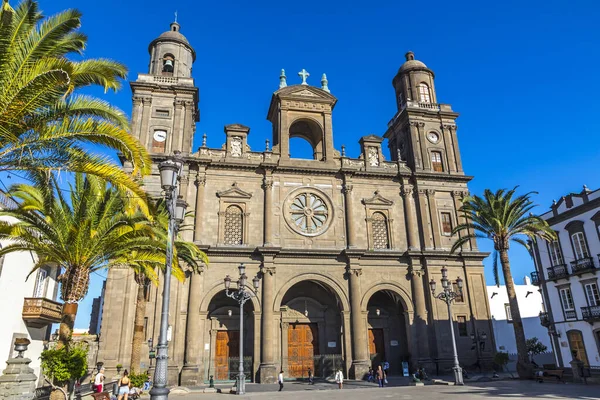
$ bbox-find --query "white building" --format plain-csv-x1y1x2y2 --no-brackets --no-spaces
0,192,61,382
532,185,600,368
487,276,554,366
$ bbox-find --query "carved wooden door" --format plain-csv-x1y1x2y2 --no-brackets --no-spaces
215,330,239,380
368,328,385,368
287,324,318,378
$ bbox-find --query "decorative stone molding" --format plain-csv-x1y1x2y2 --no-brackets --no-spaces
262,177,274,190
261,266,276,276
283,186,333,237
400,185,413,197
342,184,353,194
361,190,394,206
216,182,252,199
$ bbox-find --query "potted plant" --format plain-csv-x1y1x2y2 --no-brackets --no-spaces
40,343,88,400
116,363,123,374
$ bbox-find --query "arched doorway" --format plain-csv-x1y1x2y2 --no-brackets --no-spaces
366,290,409,375
279,280,345,379
205,290,256,382
288,119,324,160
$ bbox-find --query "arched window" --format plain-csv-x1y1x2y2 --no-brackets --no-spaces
224,205,244,245
431,151,443,172
571,232,589,260
371,212,389,250
418,83,431,103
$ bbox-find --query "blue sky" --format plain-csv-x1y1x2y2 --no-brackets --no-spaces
8,0,600,329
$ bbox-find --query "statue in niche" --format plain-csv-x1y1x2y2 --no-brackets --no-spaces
231,136,242,157
368,147,380,166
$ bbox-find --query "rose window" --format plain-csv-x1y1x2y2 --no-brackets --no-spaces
289,192,329,235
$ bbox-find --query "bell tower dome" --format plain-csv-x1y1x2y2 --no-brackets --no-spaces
148,21,196,78
392,51,436,110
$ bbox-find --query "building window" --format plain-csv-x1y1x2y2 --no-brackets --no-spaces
155,109,170,118
559,287,576,319
33,269,48,298
418,83,431,103
584,282,600,306
571,232,589,259
549,240,564,266
453,282,464,302
441,212,453,236
371,212,390,250
457,316,468,337
504,303,512,321
397,91,404,108
567,330,589,366
224,205,244,245
431,151,443,172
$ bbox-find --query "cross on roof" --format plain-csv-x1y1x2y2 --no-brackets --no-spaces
298,69,310,85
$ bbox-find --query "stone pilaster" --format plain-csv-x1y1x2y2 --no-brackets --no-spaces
416,189,433,249
259,263,277,383
263,176,274,246
426,189,441,249
409,265,431,366
348,267,369,379
343,182,356,248
180,270,204,386
441,124,457,173
193,171,206,243
452,190,475,250
139,97,152,149
401,184,420,251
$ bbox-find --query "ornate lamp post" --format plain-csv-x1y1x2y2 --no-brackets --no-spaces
223,263,260,395
150,152,188,400
429,267,464,385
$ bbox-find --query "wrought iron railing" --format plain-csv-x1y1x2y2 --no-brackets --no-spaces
211,356,253,381
547,264,569,280
539,312,551,327
571,257,595,274
581,305,600,320
531,271,540,286
565,309,577,320
282,354,344,379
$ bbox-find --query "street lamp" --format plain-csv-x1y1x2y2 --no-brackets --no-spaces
429,267,464,385
223,263,260,395
150,152,187,400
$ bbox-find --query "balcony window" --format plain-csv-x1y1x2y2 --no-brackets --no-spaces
457,316,468,337
584,283,600,306
431,151,443,172
572,232,589,260
549,240,564,266
559,287,576,319
441,212,453,236
418,83,431,103
33,269,48,298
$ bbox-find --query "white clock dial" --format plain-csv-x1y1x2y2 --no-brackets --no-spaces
153,130,167,142
427,132,439,143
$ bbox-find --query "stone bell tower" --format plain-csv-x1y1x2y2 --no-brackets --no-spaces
129,21,199,157
385,52,463,175
266,69,337,165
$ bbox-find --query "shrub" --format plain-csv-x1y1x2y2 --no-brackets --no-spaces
493,351,510,372
40,344,88,386
129,371,148,388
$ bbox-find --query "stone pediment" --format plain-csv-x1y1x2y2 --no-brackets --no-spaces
224,123,250,132
360,134,384,144
216,182,252,199
275,85,337,102
362,190,394,206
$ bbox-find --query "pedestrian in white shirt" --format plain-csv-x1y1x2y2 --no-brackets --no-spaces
94,367,105,393
278,370,284,391
335,369,344,389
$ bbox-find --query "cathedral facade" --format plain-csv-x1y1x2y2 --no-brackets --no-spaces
97,22,495,385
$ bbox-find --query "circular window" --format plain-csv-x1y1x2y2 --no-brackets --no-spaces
285,188,332,237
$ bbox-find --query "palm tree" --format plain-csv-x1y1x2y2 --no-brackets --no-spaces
0,0,150,197
0,172,161,346
451,188,556,379
128,202,208,372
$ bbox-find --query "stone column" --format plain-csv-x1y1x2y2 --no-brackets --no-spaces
171,99,185,153
441,124,457,173
409,265,431,365
426,189,441,249
139,97,152,149
416,189,433,250
259,264,277,383
263,176,273,246
447,125,463,172
401,184,420,251
343,182,356,248
180,271,204,386
193,171,206,243
349,267,369,379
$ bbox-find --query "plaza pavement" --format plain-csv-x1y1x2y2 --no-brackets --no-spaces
164,380,600,399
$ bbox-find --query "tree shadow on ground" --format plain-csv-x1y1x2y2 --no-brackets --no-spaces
443,381,599,399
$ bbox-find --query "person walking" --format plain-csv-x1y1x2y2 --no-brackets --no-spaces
367,366,374,383
383,360,390,384
117,370,131,400
94,367,105,393
376,365,384,388
307,367,314,385
278,370,284,392
335,369,344,389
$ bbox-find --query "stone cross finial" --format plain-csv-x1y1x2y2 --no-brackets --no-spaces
201,132,207,147
279,69,287,89
174,10,178,22
321,73,329,92
298,69,310,85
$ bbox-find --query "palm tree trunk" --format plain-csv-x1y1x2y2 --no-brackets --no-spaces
59,303,78,347
130,282,147,372
499,249,532,379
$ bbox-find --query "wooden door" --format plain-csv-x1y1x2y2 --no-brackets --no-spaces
368,328,385,368
568,330,589,366
215,330,239,380
287,323,318,378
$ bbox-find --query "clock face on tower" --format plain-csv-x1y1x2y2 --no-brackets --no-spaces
427,132,440,144
153,130,167,142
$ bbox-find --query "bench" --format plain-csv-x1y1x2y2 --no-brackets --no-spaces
536,369,565,383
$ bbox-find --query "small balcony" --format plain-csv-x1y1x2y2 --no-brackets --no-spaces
565,309,577,320
530,271,541,286
581,305,600,322
539,312,551,327
22,298,62,328
571,257,596,275
547,264,569,281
